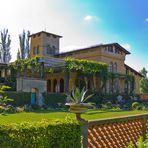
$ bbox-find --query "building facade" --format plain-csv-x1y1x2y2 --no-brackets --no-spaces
27,31,143,94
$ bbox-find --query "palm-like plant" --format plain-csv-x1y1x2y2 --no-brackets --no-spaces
67,87,93,104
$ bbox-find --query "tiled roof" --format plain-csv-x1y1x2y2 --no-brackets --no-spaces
125,64,143,77
56,43,130,56
29,31,62,38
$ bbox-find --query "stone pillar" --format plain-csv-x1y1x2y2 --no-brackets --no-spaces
17,65,21,77
93,75,96,91
40,62,45,79
24,65,27,77
4,67,8,79
64,68,69,92
31,64,35,78
84,77,88,89
57,79,60,93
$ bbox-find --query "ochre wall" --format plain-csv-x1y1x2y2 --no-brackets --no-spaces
30,34,43,58
57,45,142,94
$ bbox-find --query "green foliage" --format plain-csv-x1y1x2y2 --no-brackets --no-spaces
0,118,81,148
43,93,67,108
128,136,148,148
4,92,67,108
9,56,41,72
65,58,108,75
4,92,31,106
140,78,148,93
140,67,147,78
18,30,30,59
0,28,11,63
0,86,13,106
132,102,140,110
67,87,94,103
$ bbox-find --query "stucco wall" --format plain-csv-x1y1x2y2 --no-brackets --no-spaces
17,77,47,92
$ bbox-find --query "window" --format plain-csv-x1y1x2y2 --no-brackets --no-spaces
108,46,113,52
108,62,113,72
46,45,51,54
33,47,36,55
115,48,119,54
38,33,40,37
37,45,40,54
114,63,117,73
105,47,108,51
52,46,56,54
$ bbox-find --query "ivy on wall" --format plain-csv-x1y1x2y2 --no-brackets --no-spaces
65,58,108,75
8,57,135,85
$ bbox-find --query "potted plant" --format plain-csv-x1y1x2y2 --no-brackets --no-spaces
65,87,94,114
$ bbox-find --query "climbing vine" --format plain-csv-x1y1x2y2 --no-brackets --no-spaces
65,58,108,75
9,57,41,72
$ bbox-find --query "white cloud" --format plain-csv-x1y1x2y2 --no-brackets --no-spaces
122,43,131,51
145,18,148,22
83,15,97,21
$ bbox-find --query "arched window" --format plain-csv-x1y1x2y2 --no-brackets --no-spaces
46,45,51,54
33,47,36,55
37,45,40,54
114,63,117,73
47,79,51,92
60,79,64,92
108,62,113,72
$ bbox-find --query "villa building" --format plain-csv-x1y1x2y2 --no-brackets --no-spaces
27,31,142,94
0,31,143,94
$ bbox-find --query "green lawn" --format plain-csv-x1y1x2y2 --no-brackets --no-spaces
0,110,148,124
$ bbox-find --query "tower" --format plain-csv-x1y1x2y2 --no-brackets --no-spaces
29,31,62,58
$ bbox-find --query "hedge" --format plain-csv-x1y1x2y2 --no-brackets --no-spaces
43,93,67,107
4,92,67,107
0,118,81,148
5,92,31,106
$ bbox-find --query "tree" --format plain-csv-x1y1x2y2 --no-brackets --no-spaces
17,49,21,60
140,67,147,78
0,29,11,63
18,30,30,59
140,67,148,93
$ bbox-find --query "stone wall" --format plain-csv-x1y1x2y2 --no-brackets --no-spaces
17,77,47,92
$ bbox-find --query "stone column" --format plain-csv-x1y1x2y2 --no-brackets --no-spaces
40,62,45,79
4,67,8,79
64,68,69,92
93,74,96,91
24,65,27,77
84,77,88,89
31,64,35,78
17,64,21,77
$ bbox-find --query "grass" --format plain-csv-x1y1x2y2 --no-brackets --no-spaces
0,109,148,124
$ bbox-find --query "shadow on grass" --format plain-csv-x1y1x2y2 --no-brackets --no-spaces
85,110,124,115
1,113,8,116
31,109,69,114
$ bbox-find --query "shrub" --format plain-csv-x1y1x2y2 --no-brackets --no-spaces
132,102,140,110
128,136,148,148
43,93,67,108
0,118,81,147
5,92,67,108
5,92,31,106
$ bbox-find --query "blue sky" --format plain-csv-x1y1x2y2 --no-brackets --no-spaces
0,0,147,71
